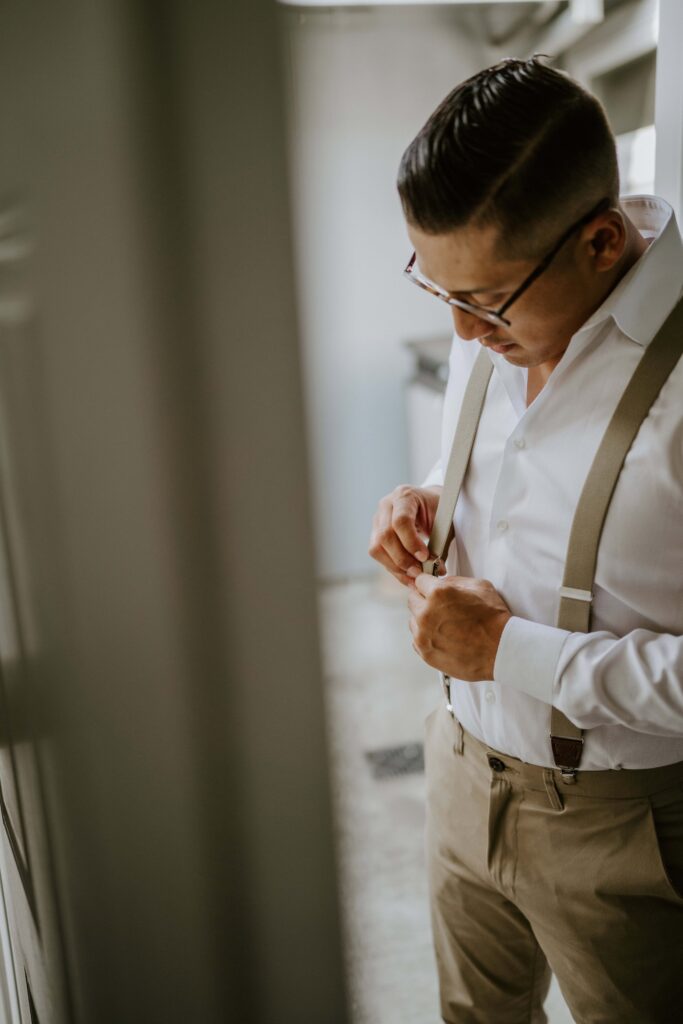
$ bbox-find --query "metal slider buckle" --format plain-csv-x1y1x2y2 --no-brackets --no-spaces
558,586,593,603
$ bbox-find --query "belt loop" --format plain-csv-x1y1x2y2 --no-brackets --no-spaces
543,769,564,812
452,717,464,755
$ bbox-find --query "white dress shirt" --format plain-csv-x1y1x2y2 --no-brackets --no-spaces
422,195,683,770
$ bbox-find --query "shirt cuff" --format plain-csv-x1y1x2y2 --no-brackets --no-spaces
493,616,571,704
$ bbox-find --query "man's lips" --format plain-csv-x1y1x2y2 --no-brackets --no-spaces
482,339,515,353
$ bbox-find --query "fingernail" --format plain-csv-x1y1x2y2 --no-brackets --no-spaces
414,550,428,562
407,566,420,578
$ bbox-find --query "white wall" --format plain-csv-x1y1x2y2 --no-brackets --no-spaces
282,7,485,579
655,0,683,219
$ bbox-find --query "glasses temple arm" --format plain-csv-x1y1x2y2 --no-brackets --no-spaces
497,198,611,317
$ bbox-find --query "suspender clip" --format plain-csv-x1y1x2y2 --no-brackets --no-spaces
551,735,583,782
558,586,593,603
440,672,454,716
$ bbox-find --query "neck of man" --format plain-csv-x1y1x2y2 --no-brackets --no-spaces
606,213,651,291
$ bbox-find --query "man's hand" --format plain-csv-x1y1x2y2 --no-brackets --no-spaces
407,573,512,681
368,484,446,587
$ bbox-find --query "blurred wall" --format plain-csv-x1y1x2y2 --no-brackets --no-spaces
282,8,486,579
0,1,348,1021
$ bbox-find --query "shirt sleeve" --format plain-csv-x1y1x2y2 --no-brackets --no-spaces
493,616,683,737
421,457,443,488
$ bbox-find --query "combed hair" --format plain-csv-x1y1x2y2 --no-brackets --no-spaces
397,56,619,259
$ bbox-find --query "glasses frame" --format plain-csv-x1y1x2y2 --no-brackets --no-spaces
403,196,612,328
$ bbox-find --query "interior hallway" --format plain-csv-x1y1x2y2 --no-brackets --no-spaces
320,575,574,1024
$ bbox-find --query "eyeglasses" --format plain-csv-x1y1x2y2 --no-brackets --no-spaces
403,196,611,328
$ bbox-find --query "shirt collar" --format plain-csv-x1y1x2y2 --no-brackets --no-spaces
576,195,683,347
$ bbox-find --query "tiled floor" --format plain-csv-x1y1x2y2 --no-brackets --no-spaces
319,573,574,1024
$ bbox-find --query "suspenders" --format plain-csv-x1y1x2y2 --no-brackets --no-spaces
422,296,683,779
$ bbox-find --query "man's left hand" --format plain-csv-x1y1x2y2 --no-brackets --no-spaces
407,574,512,682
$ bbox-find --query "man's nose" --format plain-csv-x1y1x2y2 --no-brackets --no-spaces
451,306,496,341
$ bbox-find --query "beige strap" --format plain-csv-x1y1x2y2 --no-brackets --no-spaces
421,298,683,780
551,296,683,776
422,348,493,576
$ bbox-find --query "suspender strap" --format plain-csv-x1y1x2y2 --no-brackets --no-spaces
421,298,683,780
422,349,493,577
551,296,683,778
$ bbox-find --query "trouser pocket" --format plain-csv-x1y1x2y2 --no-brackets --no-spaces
645,782,683,903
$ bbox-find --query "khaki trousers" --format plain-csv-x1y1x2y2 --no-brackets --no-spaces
424,703,683,1024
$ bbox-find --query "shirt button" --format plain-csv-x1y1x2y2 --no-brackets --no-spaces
485,689,496,704
513,437,526,450
496,519,509,532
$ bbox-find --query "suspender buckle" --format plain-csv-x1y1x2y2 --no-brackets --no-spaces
421,558,440,576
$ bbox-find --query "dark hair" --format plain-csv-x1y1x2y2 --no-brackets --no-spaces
397,56,619,259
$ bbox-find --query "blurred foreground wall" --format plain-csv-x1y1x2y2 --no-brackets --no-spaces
0,1,347,1021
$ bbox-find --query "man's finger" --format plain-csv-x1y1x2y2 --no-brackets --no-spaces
414,572,441,597
392,496,429,561
380,532,423,576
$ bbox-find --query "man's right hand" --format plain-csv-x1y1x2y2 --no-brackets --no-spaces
368,484,445,588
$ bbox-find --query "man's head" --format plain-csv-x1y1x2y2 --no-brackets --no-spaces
397,57,639,370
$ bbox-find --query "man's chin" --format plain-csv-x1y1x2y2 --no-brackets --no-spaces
497,344,530,366
501,347,528,363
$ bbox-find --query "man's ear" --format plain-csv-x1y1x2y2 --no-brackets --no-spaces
586,212,626,272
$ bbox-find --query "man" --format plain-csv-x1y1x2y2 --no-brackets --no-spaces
368,56,683,1023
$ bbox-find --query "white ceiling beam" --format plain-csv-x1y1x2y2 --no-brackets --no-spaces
569,0,604,25
522,5,596,56
278,1,551,7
